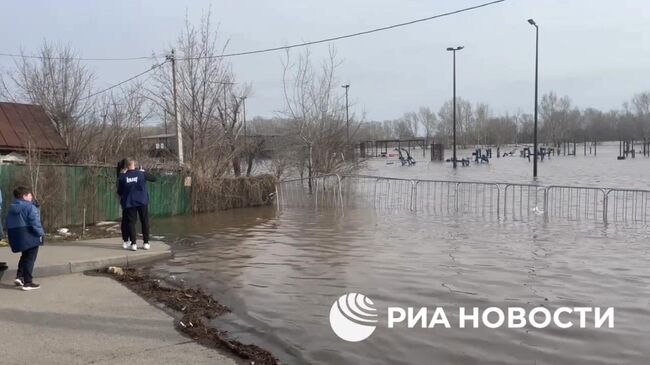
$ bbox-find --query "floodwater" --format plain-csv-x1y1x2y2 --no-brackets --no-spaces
149,142,650,365
365,141,650,189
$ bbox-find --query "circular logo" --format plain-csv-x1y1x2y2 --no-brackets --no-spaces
329,293,378,342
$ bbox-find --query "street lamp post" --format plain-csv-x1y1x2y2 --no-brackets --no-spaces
528,18,539,178
342,84,350,144
446,46,464,168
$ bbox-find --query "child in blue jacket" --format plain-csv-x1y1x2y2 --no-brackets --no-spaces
5,186,44,291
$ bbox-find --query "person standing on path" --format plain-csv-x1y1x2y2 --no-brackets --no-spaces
117,158,156,251
5,186,45,291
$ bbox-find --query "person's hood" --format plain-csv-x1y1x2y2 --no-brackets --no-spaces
8,199,32,216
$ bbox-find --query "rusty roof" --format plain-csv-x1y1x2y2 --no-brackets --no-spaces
0,102,68,153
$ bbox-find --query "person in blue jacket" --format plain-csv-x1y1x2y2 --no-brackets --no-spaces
117,158,156,251
5,186,44,291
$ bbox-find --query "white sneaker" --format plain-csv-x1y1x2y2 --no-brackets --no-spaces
122,241,131,250
143,243,150,250
130,243,137,251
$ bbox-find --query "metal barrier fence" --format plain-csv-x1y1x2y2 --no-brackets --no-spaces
277,174,650,223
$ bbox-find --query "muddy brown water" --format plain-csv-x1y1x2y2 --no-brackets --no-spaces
149,143,650,364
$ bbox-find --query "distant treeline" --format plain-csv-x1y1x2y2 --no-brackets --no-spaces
355,91,650,146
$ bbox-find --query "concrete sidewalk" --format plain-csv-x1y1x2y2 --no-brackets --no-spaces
0,273,240,365
0,238,171,282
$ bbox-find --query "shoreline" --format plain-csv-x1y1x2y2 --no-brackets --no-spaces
100,266,281,365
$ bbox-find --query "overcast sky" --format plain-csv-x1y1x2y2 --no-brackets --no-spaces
1,0,649,121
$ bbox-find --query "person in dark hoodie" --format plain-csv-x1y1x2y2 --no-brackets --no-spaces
5,186,44,291
117,158,156,251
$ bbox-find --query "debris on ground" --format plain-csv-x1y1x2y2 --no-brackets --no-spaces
57,228,72,236
47,223,124,242
102,267,280,365
107,266,125,276
96,221,119,226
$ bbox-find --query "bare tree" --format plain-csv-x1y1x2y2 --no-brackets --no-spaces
437,97,472,147
472,103,490,145
89,83,149,163
151,11,244,178
540,92,577,144
0,42,96,162
394,113,419,138
632,91,650,117
282,47,359,186
416,107,437,146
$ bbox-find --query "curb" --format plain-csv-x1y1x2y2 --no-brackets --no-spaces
1,251,172,281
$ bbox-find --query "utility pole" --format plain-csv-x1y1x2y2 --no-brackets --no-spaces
528,19,539,178
446,46,464,168
167,49,184,165
342,84,350,144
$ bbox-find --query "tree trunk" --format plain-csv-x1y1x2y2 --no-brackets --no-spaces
246,154,254,176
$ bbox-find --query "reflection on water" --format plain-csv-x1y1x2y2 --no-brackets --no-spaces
151,206,650,365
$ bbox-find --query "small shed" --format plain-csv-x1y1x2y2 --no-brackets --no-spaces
0,102,68,156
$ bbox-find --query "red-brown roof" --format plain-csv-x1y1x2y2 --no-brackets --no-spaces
0,102,67,153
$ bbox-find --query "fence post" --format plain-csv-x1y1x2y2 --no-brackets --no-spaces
410,180,418,212
455,183,460,212
496,185,501,218
503,184,510,218
603,189,610,223
373,179,379,208
544,187,550,219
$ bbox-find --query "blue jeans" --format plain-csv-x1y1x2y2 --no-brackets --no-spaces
17,246,39,283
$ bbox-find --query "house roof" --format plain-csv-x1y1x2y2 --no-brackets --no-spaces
0,102,67,153
140,133,177,140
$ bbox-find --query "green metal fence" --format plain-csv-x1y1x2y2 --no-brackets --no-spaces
0,164,191,228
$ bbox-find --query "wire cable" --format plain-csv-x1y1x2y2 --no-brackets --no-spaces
0,52,157,62
78,60,168,101
180,0,505,60
0,0,505,62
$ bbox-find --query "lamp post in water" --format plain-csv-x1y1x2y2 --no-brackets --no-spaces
342,84,350,145
528,18,539,178
446,46,463,168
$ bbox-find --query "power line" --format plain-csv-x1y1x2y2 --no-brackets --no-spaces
0,0,505,62
0,52,158,62
22,0,504,102
78,60,168,101
179,0,506,60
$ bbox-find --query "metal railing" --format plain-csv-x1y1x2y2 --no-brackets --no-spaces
277,174,650,223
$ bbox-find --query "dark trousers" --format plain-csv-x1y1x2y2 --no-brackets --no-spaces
121,209,129,242
124,205,150,244
17,246,39,283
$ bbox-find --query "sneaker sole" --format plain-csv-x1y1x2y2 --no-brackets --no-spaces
21,286,40,291
14,280,23,287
